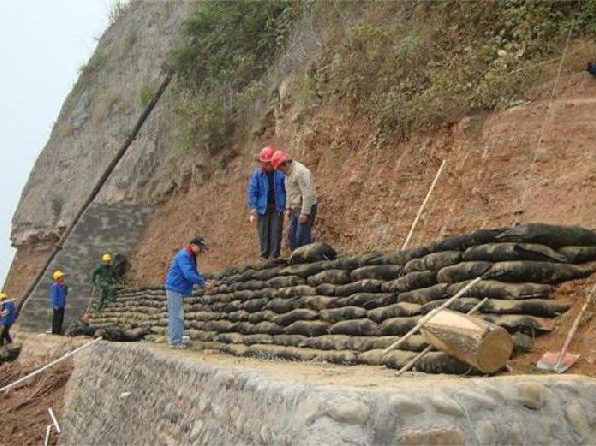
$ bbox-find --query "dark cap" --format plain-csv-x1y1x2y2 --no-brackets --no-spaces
189,236,209,251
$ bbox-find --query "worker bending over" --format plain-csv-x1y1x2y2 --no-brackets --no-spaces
92,253,117,310
50,270,68,335
272,150,318,250
247,146,286,260
0,293,16,345
165,236,214,348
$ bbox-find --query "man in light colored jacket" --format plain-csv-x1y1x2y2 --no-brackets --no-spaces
272,150,317,250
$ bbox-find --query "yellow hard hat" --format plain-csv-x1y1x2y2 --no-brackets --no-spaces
0,293,7,301
102,253,112,262
53,270,65,281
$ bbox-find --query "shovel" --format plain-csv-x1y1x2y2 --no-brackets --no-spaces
537,288,594,373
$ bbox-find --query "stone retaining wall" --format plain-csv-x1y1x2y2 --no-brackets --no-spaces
61,342,596,445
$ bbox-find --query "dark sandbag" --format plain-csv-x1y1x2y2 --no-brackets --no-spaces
252,266,285,281
0,344,22,365
280,261,330,278
437,261,492,283
236,280,266,291
274,309,319,326
427,228,506,252
253,322,283,335
244,334,274,345
383,350,418,369
351,265,402,281
289,242,338,264
496,223,596,248
299,295,335,311
368,335,428,352
481,314,554,335
95,327,150,342
357,252,385,267
404,258,426,273
67,323,98,337
204,320,235,333
220,344,249,357
415,352,482,375
277,285,316,298
267,276,306,288
273,334,308,347
233,290,255,301
247,344,317,361
512,333,534,354
423,251,463,271
447,280,553,300
485,261,594,284
380,247,430,266
252,288,278,299
304,335,352,350
215,332,244,344
248,311,276,324
316,350,358,365
398,283,450,305
224,301,242,312
320,306,367,322
380,317,420,336
285,320,330,337
383,271,437,293
307,270,351,287
316,283,337,296
338,293,393,310
242,298,269,313
486,299,572,317
266,298,301,314
327,256,361,270
558,246,596,264
329,319,379,336
464,243,567,263
367,302,422,323
358,349,388,366
335,280,384,297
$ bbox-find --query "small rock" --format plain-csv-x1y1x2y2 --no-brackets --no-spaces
475,420,497,445
457,390,497,410
325,397,370,425
565,402,594,441
389,396,426,416
516,383,545,410
429,395,464,417
398,428,465,446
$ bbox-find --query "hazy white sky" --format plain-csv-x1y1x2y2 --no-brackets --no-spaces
0,1,114,290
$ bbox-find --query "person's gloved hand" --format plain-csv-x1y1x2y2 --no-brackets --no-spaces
204,280,215,293
298,213,309,224
249,210,256,223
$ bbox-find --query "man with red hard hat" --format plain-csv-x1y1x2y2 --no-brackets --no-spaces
247,146,286,259
272,150,317,250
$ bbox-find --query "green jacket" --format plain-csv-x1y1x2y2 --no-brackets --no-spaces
92,264,116,285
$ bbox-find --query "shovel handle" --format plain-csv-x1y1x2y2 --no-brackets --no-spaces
556,288,594,364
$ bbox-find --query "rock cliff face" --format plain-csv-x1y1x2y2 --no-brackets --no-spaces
10,1,194,247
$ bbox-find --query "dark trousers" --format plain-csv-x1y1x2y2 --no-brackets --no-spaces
257,208,284,259
0,324,12,345
52,307,65,335
289,204,318,251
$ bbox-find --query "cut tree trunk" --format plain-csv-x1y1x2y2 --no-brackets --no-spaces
421,309,513,373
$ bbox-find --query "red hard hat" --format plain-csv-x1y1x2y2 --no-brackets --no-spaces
259,146,275,163
272,150,289,169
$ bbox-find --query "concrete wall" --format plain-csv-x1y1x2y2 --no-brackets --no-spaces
62,342,596,446
19,203,153,332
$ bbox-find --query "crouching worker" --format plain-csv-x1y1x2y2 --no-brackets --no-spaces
50,270,68,335
0,293,16,345
165,236,214,348
92,253,117,310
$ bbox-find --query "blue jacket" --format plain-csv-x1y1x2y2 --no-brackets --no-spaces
165,249,205,295
247,169,286,214
51,283,68,309
1,300,16,326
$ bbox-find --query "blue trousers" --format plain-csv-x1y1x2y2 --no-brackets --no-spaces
166,289,185,345
289,204,318,251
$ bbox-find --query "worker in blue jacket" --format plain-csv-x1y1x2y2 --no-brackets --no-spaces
164,236,214,348
0,293,17,345
247,146,286,260
50,270,68,335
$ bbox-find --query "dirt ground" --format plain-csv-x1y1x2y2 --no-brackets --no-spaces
0,358,72,446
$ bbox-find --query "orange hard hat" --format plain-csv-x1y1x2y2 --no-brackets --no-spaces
272,150,289,169
259,146,275,163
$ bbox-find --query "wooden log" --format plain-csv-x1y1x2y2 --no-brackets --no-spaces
421,309,513,373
